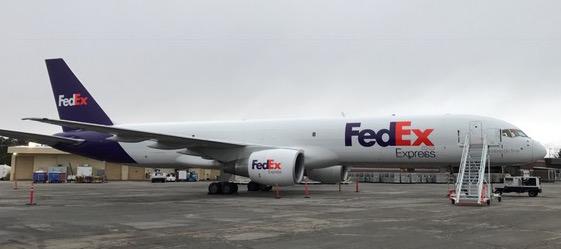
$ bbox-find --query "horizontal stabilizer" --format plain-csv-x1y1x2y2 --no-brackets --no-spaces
0,129,84,147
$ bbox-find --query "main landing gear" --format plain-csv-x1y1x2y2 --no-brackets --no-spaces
208,182,238,195
207,181,273,195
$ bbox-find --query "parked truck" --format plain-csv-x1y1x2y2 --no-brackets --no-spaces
177,170,198,182
151,169,167,183
494,176,542,197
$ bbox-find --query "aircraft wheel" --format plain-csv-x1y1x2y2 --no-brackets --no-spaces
208,182,221,195
221,182,235,194
528,190,538,197
247,181,260,191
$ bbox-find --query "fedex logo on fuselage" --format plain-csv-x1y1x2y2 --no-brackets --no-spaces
345,121,434,147
252,159,282,171
58,93,88,107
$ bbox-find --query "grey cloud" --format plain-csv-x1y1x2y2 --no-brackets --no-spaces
0,0,559,146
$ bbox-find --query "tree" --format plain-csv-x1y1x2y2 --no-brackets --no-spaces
0,137,28,165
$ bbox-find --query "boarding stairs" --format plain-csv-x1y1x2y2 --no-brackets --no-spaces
452,134,491,205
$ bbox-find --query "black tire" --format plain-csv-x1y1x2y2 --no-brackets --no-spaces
208,182,221,195
498,197,502,202
247,181,260,191
528,190,538,197
451,199,456,205
231,183,238,194
486,200,491,206
221,182,233,194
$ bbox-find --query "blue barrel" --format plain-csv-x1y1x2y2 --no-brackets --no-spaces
33,172,48,183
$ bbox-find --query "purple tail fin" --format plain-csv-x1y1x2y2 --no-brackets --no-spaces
45,59,113,131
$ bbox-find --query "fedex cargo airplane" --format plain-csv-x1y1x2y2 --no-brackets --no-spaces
0,59,546,194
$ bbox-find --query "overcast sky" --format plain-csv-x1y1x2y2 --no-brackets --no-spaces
1,1,560,150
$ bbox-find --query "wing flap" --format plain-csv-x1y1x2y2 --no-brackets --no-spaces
24,118,245,149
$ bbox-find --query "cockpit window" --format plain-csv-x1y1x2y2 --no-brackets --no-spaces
502,129,528,138
512,129,528,137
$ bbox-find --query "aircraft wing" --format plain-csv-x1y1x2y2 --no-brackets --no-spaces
0,129,84,146
23,118,245,150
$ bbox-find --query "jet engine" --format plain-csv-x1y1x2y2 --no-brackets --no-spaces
306,165,350,184
247,149,305,186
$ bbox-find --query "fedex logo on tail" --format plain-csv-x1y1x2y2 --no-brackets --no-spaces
345,121,434,147
252,159,282,171
58,93,88,107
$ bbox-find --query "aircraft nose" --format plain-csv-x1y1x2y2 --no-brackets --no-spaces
533,140,547,161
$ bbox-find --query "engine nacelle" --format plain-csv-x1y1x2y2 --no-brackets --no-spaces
307,165,350,184
248,149,305,186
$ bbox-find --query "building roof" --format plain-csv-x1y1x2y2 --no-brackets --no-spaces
7,145,69,155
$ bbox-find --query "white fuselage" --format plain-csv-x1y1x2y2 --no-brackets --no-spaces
116,114,545,169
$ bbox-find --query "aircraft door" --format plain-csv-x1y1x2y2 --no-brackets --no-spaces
469,121,483,144
485,128,501,146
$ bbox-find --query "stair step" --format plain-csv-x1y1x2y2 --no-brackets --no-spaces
456,142,489,202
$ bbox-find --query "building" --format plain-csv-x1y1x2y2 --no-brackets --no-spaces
7,145,221,181
545,158,561,168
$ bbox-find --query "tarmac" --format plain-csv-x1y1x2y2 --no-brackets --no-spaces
1,181,561,249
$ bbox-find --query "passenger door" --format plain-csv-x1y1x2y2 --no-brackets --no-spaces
469,121,483,144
